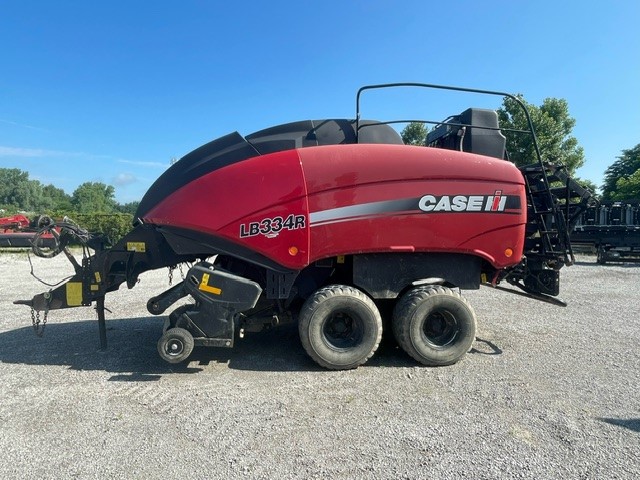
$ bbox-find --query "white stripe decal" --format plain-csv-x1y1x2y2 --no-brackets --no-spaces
310,198,419,225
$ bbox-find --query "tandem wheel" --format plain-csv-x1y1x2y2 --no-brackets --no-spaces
157,327,194,364
392,286,477,366
298,285,383,370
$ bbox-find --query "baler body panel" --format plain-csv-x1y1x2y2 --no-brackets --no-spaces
141,142,526,271
143,148,310,270
300,144,526,269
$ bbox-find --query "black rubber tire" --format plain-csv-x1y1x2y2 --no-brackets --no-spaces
392,286,476,366
298,285,383,370
36,215,53,228
157,327,194,364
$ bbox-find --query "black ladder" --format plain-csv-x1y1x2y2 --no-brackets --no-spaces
520,162,593,267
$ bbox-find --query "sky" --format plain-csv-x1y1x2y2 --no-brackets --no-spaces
1,0,639,203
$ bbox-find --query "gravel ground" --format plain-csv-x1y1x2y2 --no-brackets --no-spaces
0,251,638,479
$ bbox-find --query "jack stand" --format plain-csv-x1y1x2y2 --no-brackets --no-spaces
97,296,107,350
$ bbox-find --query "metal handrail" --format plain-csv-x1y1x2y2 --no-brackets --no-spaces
355,82,543,164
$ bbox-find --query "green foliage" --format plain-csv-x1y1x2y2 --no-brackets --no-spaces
0,167,74,212
400,122,428,146
116,201,140,215
0,168,44,211
0,167,142,222
497,96,585,173
611,170,640,200
601,144,640,200
42,184,73,210
74,213,134,245
71,182,117,213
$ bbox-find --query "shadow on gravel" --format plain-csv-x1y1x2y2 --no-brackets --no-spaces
599,417,640,433
469,337,503,356
0,317,419,377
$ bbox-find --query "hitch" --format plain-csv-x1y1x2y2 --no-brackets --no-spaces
481,282,567,307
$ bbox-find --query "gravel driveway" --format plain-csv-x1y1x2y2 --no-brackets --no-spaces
0,252,638,479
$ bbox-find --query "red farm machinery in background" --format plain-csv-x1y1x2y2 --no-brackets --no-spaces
1,214,56,249
15,83,592,369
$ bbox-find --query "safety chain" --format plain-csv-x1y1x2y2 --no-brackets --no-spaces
30,291,51,337
168,264,187,286
30,306,48,337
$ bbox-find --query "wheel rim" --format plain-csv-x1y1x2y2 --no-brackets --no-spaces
322,310,364,350
421,309,459,348
165,337,185,357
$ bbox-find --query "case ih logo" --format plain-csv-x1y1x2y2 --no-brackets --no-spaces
419,191,510,213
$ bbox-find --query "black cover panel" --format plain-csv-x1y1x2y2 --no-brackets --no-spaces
353,253,481,298
136,132,260,218
459,108,506,159
246,119,402,155
427,108,506,159
357,120,404,144
158,226,295,273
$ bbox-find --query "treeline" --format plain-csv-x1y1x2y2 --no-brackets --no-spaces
0,167,139,245
601,144,640,201
0,168,139,215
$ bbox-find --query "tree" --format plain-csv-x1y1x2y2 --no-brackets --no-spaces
42,184,73,211
0,168,40,210
611,170,640,200
116,201,140,215
400,122,428,146
601,144,640,200
71,182,117,213
497,96,585,173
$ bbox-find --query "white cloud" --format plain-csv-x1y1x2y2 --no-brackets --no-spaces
112,173,137,186
117,159,167,168
0,146,162,170
0,145,79,157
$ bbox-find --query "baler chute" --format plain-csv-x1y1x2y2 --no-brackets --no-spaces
15,83,593,369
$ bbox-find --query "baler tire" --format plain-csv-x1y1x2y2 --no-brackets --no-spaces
298,285,382,370
157,327,194,364
392,286,476,366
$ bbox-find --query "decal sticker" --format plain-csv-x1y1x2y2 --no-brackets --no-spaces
418,191,508,212
199,273,222,295
240,214,306,239
66,282,83,306
127,242,146,252
309,191,520,227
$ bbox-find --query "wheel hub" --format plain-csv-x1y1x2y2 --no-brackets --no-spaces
167,339,184,356
423,310,458,347
323,311,363,349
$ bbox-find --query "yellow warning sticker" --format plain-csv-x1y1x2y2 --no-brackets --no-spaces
66,282,83,306
199,273,222,295
337,255,345,264
127,242,146,252
90,285,99,291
